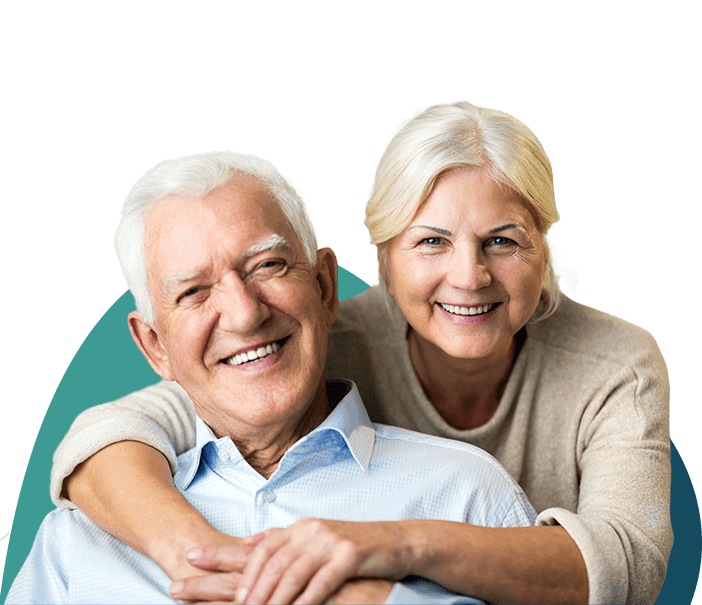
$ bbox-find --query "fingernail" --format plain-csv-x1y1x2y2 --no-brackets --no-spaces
186,547,203,561
236,587,249,604
169,581,183,596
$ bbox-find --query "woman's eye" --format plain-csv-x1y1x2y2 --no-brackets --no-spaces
420,237,443,246
490,236,513,246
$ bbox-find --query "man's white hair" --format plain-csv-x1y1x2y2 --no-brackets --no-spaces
115,151,318,324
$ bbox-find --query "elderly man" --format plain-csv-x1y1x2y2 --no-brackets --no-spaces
8,152,536,604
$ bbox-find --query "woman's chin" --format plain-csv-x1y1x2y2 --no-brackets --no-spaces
418,330,514,365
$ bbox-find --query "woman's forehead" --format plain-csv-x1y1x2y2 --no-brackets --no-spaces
412,171,537,231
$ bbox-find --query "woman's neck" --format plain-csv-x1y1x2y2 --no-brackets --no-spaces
407,328,521,431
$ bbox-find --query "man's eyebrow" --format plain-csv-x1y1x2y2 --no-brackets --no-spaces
244,234,290,258
489,223,527,235
163,269,206,289
162,235,290,289
408,225,452,236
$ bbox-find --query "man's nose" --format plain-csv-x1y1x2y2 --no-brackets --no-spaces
447,246,492,291
213,273,271,334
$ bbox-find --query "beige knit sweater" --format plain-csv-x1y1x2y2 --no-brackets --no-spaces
51,287,672,605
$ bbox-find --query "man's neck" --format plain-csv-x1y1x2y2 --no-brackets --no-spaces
236,394,331,479
203,380,338,480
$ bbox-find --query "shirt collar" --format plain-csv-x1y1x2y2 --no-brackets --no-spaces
177,380,375,490
308,379,375,471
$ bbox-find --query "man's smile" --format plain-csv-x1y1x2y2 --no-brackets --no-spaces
220,336,290,366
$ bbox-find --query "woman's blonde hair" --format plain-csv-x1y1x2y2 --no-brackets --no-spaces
365,101,561,317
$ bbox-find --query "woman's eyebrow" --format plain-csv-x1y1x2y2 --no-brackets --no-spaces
408,224,452,236
489,222,527,235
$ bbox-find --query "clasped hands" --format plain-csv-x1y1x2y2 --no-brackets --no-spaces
167,519,411,604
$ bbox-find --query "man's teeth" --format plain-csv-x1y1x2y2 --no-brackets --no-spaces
439,303,495,316
225,342,281,366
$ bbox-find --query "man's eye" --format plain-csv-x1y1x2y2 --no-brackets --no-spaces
254,259,286,276
179,286,201,300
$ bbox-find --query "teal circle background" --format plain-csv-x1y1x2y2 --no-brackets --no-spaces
1,267,699,603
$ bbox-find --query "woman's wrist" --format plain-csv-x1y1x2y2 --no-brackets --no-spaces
396,519,442,578
148,509,241,580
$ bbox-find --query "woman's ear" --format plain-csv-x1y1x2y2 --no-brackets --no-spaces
378,244,394,297
385,279,394,298
128,312,176,381
315,248,339,326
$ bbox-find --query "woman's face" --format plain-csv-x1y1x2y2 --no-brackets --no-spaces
385,167,548,364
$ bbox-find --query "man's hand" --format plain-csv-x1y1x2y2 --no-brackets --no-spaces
179,518,415,604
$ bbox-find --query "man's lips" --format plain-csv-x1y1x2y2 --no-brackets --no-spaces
437,302,499,316
220,336,290,366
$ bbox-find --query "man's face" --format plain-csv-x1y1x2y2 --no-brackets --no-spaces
133,175,338,439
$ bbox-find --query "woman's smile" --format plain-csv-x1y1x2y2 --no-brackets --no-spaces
437,301,500,321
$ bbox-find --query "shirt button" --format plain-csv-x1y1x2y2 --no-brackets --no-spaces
218,449,230,461
263,490,276,503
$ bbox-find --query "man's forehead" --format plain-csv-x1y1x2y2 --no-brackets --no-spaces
143,182,303,282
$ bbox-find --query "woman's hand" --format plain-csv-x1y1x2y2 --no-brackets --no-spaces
168,542,249,602
177,519,415,604
155,530,251,584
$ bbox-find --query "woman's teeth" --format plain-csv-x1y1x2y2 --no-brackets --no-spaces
439,303,495,316
225,342,281,366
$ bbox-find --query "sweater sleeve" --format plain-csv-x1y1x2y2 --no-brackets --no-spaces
50,380,196,509
536,339,672,605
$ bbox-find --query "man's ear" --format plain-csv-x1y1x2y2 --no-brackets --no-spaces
128,311,176,381
315,248,339,326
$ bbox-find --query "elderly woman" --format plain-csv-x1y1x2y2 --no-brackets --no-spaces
52,102,671,604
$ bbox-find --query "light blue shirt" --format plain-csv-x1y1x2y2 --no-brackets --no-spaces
8,381,536,604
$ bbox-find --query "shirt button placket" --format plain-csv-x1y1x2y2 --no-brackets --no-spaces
262,489,276,503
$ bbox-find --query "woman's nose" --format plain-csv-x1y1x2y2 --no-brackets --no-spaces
446,246,492,291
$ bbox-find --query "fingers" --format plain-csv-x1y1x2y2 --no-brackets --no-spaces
251,553,335,605
169,571,241,602
239,525,359,605
185,543,253,572
287,556,357,605
236,528,290,603
235,520,384,604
